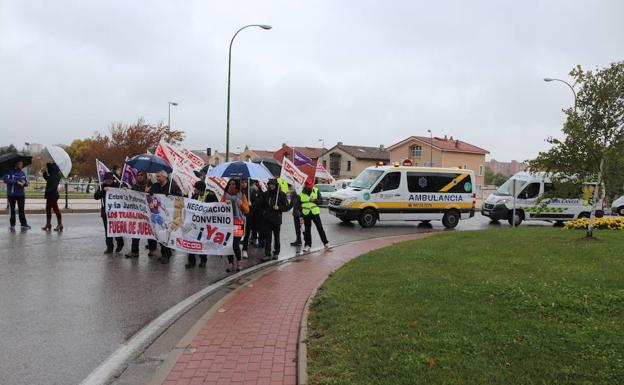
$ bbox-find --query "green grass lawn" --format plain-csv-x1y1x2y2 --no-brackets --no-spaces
307,228,624,385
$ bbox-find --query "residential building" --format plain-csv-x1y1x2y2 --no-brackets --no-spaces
209,150,240,165
486,159,527,176
317,143,390,179
387,135,489,195
238,146,275,162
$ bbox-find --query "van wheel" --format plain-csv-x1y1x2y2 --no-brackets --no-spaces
508,210,524,226
619,206,624,216
595,210,604,218
358,209,377,228
578,212,590,219
442,210,460,229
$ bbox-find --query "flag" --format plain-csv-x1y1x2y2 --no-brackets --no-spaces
280,156,307,193
95,159,110,185
293,149,316,168
155,140,201,196
315,162,336,184
121,157,138,187
206,176,229,201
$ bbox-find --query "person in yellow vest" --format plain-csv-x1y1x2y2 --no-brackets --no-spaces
300,180,330,252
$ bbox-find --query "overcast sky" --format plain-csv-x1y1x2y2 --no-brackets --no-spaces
1,0,622,161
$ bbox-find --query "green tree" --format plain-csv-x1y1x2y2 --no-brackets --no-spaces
484,166,508,187
0,144,18,155
529,61,624,237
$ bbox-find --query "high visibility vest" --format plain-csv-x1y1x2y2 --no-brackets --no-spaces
277,178,289,193
300,188,320,216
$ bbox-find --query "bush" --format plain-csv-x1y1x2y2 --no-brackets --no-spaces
564,217,624,230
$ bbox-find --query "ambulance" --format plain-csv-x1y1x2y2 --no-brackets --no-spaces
482,171,604,226
328,161,476,228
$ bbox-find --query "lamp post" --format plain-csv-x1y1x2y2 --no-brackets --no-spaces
226,24,272,162
543,78,577,110
427,129,433,167
168,102,178,129
318,138,325,148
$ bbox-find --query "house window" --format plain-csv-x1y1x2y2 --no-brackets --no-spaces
329,153,341,175
347,160,352,171
479,165,484,176
323,160,327,168
410,145,422,159
213,157,220,165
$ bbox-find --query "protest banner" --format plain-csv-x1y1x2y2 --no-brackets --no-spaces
155,140,201,196
96,159,111,186
146,194,235,255
315,161,336,183
280,156,307,193
121,156,138,187
205,176,228,201
105,188,155,239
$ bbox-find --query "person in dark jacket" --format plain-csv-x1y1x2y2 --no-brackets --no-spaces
3,160,30,231
41,163,62,231
94,172,124,253
258,179,289,261
288,185,303,246
148,170,182,264
125,170,149,258
241,179,261,258
186,180,211,268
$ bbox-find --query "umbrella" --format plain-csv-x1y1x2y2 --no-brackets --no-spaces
252,157,281,177
126,153,172,173
42,145,72,177
0,152,32,177
208,161,273,180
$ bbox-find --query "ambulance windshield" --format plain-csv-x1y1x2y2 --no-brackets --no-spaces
495,177,527,196
351,169,384,189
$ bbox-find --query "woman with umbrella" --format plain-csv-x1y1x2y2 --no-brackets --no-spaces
41,163,63,231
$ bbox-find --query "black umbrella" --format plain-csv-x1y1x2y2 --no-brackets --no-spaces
0,152,33,177
252,157,281,177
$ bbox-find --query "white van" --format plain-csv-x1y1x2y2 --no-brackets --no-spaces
611,195,624,216
328,164,476,228
482,171,604,226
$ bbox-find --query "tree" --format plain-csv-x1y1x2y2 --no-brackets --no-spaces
0,144,18,155
529,61,624,238
64,138,97,177
484,166,508,187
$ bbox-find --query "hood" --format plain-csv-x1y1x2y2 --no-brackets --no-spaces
485,194,511,205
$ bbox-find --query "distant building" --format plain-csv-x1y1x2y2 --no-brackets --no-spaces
317,143,390,179
238,146,275,162
486,159,527,176
209,150,240,165
387,135,489,195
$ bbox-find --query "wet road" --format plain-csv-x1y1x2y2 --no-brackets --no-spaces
0,211,543,385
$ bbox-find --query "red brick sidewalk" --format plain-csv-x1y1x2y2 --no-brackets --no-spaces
159,233,430,385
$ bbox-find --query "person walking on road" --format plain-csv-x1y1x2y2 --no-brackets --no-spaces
259,179,288,261
288,184,303,246
94,172,124,253
300,180,330,252
125,170,149,258
222,179,248,273
3,160,30,231
41,163,63,232
148,170,182,264
186,180,211,269
241,179,261,258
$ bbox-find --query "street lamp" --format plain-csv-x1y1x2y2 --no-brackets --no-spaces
427,129,433,167
168,101,178,129
543,78,577,109
318,138,325,148
226,24,272,161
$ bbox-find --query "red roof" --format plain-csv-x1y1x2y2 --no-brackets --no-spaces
273,145,327,160
388,136,489,154
251,149,275,158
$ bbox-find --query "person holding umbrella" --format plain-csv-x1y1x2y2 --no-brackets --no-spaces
94,172,124,253
258,179,288,261
3,159,30,231
41,163,63,232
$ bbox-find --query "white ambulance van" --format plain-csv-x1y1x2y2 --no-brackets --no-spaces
328,162,476,228
482,171,604,226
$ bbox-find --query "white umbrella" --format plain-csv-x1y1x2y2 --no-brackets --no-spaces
42,145,72,177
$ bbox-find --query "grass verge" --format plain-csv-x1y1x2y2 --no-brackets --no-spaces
307,228,624,385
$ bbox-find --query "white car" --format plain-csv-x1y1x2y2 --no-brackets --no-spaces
612,195,624,216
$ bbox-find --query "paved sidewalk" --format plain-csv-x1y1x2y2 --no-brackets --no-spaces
156,233,431,385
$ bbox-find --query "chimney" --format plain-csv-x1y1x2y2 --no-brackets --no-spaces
455,140,459,148
444,135,448,140
449,135,453,141
206,147,212,156
338,141,343,145
379,144,384,151
282,143,286,147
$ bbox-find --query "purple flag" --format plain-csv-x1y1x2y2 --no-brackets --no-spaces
293,149,315,168
95,159,110,185
121,157,138,187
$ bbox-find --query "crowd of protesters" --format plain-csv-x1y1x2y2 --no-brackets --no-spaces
3,159,331,274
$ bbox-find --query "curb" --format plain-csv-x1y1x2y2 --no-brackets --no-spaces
0,208,100,215
78,246,324,385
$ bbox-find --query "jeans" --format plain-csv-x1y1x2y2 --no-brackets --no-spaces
8,196,27,227
303,214,328,247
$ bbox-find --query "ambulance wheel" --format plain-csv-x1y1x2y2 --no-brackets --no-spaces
442,210,460,229
507,210,524,226
358,209,377,228
619,206,624,216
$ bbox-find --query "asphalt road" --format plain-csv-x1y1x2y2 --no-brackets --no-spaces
0,211,546,385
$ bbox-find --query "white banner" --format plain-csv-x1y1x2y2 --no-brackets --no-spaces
205,176,228,201
315,162,336,183
155,140,202,196
105,188,155,239
280,156,307,193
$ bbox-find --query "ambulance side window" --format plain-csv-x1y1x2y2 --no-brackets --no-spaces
519,183,540,199
372,172,401,193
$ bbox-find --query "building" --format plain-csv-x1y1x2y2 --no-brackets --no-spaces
273,144,327,180
209,150,240,165
238,146,275,162
486,159,527,176
387,135,489,195
317,143,390,179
